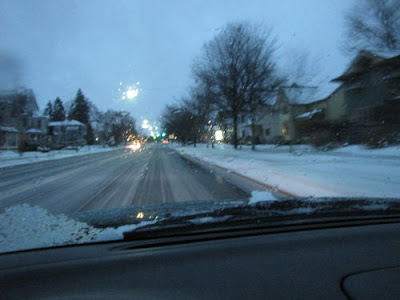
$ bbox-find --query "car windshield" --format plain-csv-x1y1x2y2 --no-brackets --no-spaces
1,0,400,254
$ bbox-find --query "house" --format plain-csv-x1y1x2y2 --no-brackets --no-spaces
48,120,87,148
0,89,49,150
330,50,400,143
242,83,340,144
251,51,400,145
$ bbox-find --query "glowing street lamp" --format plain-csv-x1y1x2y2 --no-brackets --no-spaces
215,130,224,141
126,87,139,99
142,120,149,129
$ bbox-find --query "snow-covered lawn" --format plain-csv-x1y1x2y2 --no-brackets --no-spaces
0,145,122,168
171,143,400,198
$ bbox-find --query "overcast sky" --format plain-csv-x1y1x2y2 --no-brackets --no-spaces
1,0,354,126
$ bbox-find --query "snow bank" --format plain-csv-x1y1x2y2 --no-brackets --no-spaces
170,143,400,198
0,145,122,168
0,204,156,253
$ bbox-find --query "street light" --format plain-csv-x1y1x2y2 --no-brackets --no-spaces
215,130,224,141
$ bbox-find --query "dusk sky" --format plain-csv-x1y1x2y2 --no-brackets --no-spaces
1,0,354,126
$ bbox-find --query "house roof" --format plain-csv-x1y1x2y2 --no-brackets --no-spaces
0,89,39,112
332,50,400,82
296,109,323,119
25,128,44,134
48,120,85,127
0,126,19,133
32,110,48,118
273,82,341,105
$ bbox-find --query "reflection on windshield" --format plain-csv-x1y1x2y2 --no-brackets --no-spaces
0,0,400,253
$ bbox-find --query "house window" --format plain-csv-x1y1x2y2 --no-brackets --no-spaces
282,126,287,135
265,128,270,136
38,120,41,128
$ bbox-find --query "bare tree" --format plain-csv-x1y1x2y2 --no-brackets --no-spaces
192,22,281,149
344,0,400,54
241,28,283,150
161,102,195,146
280,49,321,86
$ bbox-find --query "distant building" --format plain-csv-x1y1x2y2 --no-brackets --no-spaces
48,120,87,147
0,89,48,150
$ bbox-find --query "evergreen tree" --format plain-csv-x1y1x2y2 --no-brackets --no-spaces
69,89,89,124
52,98,65,121
69,89,94,144
43,101,53,119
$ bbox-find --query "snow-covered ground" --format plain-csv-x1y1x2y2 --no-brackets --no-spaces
171,143,400,198
0,145,122,168
0,204,157,253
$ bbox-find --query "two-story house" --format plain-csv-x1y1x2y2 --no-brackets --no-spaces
253,83,340,144
0,89,48,150
330,50,400,143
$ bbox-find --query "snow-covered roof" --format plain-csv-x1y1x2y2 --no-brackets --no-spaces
49,120,85,127
25,128,44,134
32,110,48,118
284,86,318,104
296,109,323,119
278,82,341,105
0,126,19,133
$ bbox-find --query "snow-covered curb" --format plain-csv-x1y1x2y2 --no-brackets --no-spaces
170,143,400,198
0,146,123,168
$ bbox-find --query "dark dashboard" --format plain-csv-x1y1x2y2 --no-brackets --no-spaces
1,219,400,299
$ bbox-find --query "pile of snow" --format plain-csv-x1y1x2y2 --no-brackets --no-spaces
0,145,122,168
248,190,277,205
0,204,156,253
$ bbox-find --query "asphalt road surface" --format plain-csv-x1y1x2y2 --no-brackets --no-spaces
0,144,266,216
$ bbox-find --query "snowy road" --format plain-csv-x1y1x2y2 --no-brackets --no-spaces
0,144,264,216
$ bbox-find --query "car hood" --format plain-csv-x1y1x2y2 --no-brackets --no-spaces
1,197,400,254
